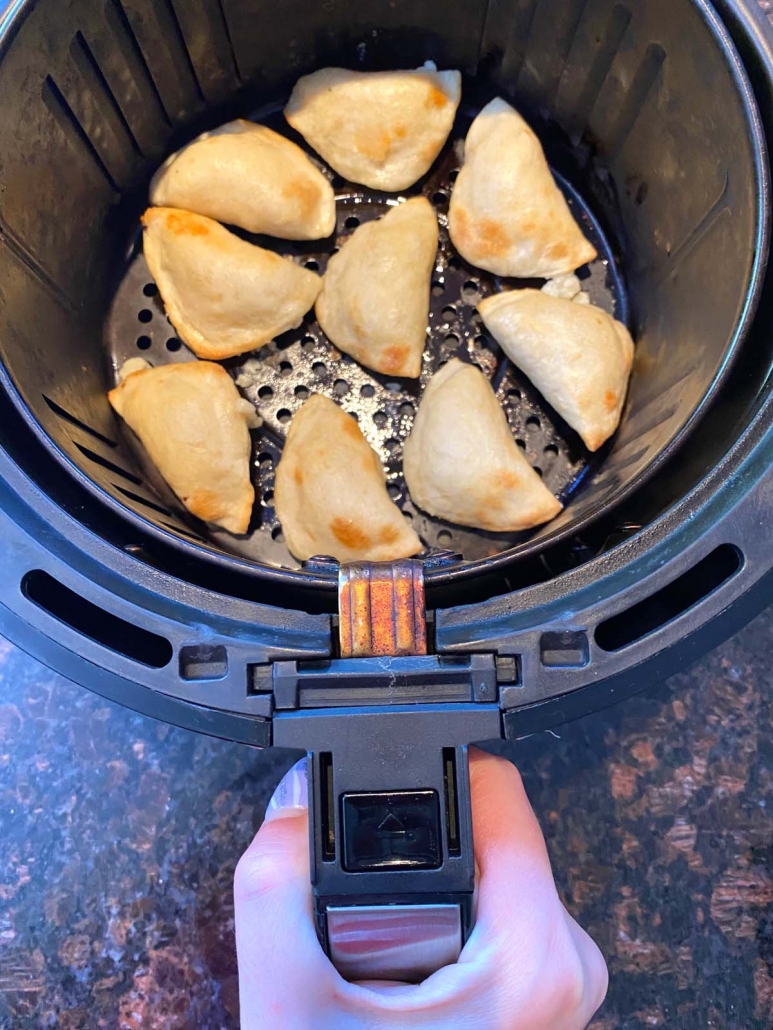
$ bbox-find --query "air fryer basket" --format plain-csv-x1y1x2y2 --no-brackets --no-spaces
0,0,767,594
2,0,773,982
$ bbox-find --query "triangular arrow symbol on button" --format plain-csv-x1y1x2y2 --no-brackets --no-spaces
378,811,405,833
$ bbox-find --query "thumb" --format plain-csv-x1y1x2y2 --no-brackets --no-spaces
234,759,336,1026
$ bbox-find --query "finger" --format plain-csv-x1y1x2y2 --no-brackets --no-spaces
467,748,559,938
348,749,555,999
352,749,556,995
340,753,585,1025
462,749,606,1028
234,759,336,1027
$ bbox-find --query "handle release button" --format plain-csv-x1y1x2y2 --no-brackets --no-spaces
342,790,442,871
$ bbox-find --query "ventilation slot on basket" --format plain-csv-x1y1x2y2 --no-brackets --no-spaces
161,521,206,542
606,43,666,157
41,76,119,193
115,0,202,123
564,4,632,133
70,31,142,158
106,0,170,129
114,484,174,518
23,570,172,667
76,443,143,485
170,0,242,97
161,0,205,101
214,0,241,80
43,394,118,448
595,544,742,652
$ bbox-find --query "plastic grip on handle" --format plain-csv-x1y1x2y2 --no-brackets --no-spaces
273,703,502,982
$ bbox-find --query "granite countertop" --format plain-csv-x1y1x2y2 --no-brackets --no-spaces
2,603,773,1029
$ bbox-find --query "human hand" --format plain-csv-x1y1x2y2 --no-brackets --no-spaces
234,748,607,1029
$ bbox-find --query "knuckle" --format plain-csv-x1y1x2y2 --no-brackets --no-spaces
502,758,525,795
234,826,299,903
471,748,523,789
585,938,610,1011
529,917,590,1015
550,948,587,1014
234,848,280,903
546,921,608,1020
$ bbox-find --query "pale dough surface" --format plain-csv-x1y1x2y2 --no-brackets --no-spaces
285,62,461,191
150,120,335,240
449,98,597,278
403,359,562,532
275,394,421,562
479,289,634,451
143,207,321,361
109,360,256,535
315,198,437,378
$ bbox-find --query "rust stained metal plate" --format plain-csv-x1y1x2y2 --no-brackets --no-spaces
338,561,427,658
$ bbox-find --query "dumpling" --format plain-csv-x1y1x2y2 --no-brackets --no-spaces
403,359,562,531
108,359,258,534
150,120,335,240
315,198,437,378
285,62,461,191
142,207,321,361
478,289,634,451
448,98,597,278
275,395,421,562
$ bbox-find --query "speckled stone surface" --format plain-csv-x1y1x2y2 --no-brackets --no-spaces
3,605,773,1028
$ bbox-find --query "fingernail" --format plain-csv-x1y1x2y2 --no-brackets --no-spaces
265,758,308,821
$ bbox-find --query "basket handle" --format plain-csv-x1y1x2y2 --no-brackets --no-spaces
272,559,501,981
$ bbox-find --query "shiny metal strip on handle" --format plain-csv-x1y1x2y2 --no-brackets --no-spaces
327,903,463,982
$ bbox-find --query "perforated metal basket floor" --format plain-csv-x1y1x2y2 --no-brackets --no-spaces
105,98,628,569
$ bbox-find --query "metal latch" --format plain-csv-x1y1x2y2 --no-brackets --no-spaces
338,558,427,658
